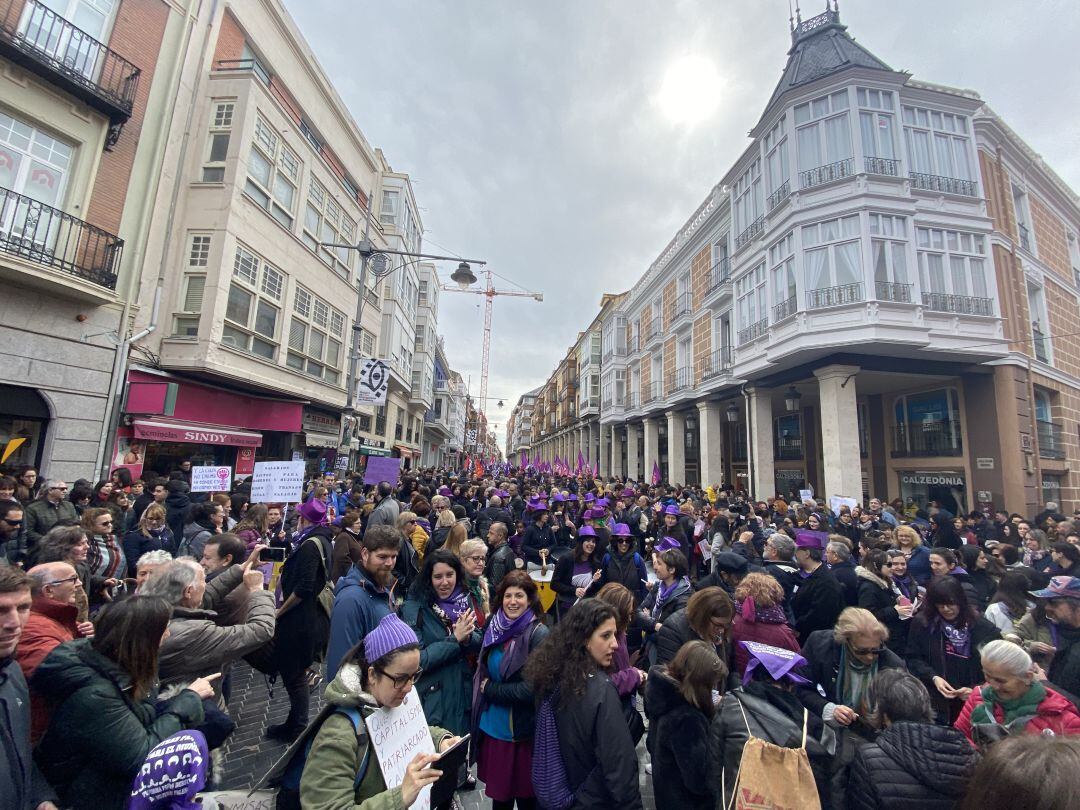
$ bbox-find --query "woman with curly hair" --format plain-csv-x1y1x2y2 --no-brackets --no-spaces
731,572,800,675
400,549,483,737
524,598,643,809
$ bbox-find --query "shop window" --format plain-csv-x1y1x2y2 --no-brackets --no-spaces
288,285,346,385
201,100,234,182
774,414,803,460
174,233,211,337
222,243,282,360
244,114,301,230
1041,473,1063,507
302,176,355,278
892,388,962,457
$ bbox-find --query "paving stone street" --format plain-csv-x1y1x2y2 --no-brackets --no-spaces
217,662,656,808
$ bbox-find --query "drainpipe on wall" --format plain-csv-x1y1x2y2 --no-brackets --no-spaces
742,383,753,500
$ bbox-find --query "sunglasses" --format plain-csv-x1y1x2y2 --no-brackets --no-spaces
1,518,22,527
376,667,423,689
849,644,885,656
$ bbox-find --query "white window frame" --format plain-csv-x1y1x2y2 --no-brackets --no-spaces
287,285,346,385
915,227,989,303
245,114,302,229
902,105,973,181
736,262,768,336
769,231,797,313
222,243,283,361
763,115,790,197
802,215,862,292
201,100,234,183
1027,279,1052,364
794,89,852,177
1012,182,1036,254
733,159,763,235
381,189,399,225
302,176,355,278
174,233,211,337
869,213,911,293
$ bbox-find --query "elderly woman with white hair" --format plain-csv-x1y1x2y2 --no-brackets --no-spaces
457,538,490,623
955,640,1080,744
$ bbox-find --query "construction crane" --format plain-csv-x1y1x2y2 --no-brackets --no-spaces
442,264,542,422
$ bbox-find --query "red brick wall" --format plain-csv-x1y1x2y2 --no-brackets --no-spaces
213,8,245,63
693,313,711,383
84,0,170,236
1031,195,1071,282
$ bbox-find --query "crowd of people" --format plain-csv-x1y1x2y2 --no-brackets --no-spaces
3,460,1080,808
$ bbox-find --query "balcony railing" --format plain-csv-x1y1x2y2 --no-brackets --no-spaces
921,292,993,316
775,436,803,460
909,172,978,197
738,317,768,346
875,281,913,303
642,381,663,405
667,367,693,394
1018,222,1032,252
767,180,791,211
699,346,732,381
708,258,731,293
1037,420,1066,460
735,216,766,251
0,186,122,290
891,420,963,457
864,156,901,177
807,282,864,309
1,0,140,140
627,392,640,410
645,319,664,344
800,157,855,189
672,291,692,322
627,335,640,354
772,295,797,322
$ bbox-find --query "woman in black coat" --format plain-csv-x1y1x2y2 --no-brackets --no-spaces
856,549,913,655
551,529,602,620
848,669,977,810
645,641,723,810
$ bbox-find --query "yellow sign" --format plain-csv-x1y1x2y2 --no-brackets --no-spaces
1,438,26,465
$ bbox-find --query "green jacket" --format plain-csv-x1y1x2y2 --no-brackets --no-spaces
300,663,450,810
25,498,77,545
30,638,205,809
400,598,483,736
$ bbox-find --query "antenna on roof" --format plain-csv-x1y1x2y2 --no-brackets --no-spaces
794,2,801,24
788,0,795,31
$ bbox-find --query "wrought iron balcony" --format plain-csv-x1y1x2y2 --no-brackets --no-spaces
1037,419,1066,460
627,335,640,355
738,318,768,346
708,258,731,294
772,295,797,322
775,436,803,460
891,420,963,457
909,172,978,197
642,381,663,405
0,0,140,146
735,216,766,251
699,347,732,381
800,158,855,189
645,319,664,344
864,157,901,177
921,292,993,316
667,367,693,394
875,281,913,303
767,180,791,212
807,282,864,309
0,186,122,290
627,392,640,410
672,291,692,323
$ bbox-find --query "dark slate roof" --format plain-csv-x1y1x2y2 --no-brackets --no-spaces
762,8,897,118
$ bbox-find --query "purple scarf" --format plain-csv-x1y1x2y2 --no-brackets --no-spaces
652,577,687,619
482,607,536,652
436,586,472,622
938,618,972,658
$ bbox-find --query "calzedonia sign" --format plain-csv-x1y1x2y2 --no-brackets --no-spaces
901,472,964,487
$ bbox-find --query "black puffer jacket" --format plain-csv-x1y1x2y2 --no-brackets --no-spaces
644,667,717,810
847,721,976,809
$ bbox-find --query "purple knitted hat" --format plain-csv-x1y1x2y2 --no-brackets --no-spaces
364,613,419,663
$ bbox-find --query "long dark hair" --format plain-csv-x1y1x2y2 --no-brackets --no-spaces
494,569,542,618
92,596,171,701
990,571,1032,619
666,639,725,717
918,576,976,629
525,598,616,704
409,548,466,603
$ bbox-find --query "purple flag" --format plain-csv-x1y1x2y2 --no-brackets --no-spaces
651,460,661,485
577,450,585,473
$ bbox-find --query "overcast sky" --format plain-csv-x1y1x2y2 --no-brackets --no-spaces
284,0,1080,449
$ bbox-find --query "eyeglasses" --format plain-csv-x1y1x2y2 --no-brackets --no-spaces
49,486,68,492
849,644,885,656
464,555,485,563
46,575,79,587
376,667,423,689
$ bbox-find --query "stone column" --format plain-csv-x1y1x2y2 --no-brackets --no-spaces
610,424,623,479
815,365,863,501
697,401,724,488
666,410,686,486
749,387,775,500
626,422,641,482
599,423,610,478
643,416,661,484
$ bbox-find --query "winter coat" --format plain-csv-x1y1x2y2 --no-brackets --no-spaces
855,566,908,654
522,521,560,565
794,628,905,717
275,529,334,678
791,564,846,643
731,602,800,675
644,668,717,810
955,683,1080,743
589,546,648,605
331,528,363,582
121,526,176,576
325,564,394,682
164,491,192,541
1048,622,1080,701
551,553,600,617
474,506,513,540
16,596,79,743
762,559,800,607
1,657,56,810
179,520,215,560
830,559,860,606
31,638,204,810
485,542,518,596
712,682,834,807
904,544,933,585
471,620,548,741
905,615,1000,717
299,662,451,810
637,578,693,637
24,497,77,545
399,596,483,736
847,721,976,810
157,563,276,689
429,525,451,553
553,673,644,810
366,496,399,530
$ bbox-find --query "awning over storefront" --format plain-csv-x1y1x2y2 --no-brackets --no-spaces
393,444,421,458
304,432,340,449
132,419,263,447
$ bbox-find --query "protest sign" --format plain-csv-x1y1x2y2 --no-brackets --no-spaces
249,460,305,503
829,495,859,514
798,488,814,502
364,687,435,810
190,465,233,493
363,456,402,486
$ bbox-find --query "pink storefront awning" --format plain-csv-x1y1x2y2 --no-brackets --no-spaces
132,419,263,447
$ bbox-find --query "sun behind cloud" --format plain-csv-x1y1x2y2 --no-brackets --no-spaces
655,53,725,126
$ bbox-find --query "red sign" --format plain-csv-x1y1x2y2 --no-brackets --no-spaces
235,446,256,476
132,420,262,447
